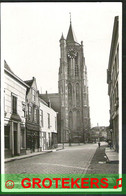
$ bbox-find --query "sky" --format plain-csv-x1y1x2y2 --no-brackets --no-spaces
1,2,122,127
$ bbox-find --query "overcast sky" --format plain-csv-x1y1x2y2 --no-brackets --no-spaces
1,2,122,127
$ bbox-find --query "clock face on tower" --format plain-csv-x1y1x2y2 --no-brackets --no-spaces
67,48,77,59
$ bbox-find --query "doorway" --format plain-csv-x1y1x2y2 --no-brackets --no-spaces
14,123,18,156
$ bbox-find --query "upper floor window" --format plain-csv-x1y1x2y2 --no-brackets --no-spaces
12,95,17,114
40,110,43,127
48,113,50,128
34,108,37,122
28,105,32,121
32,89,36,102
22,102,26,117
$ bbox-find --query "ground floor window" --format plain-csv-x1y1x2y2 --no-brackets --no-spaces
20,129,25,148
4,126,10,149
26,130,39,150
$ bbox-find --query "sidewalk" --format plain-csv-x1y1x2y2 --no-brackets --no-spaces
105,147,119,163
86,142,119,174
5,150,52,163
5,145,64,163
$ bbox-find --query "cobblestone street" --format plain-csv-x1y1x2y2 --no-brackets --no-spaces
5,144,97,174
5,142,119,174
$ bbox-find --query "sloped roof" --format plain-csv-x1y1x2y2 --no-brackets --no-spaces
40,93,60,113
66,23,77,43
4,60,14,74
24,79,33,87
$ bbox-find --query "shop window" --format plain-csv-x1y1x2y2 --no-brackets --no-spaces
5,126,10,149
55,117,57,130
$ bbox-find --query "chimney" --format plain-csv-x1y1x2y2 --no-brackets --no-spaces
48,99,51,108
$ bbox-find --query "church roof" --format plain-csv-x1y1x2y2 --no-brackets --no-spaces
66,23,77,43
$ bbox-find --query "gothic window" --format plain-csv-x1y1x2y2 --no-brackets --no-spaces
77,111,80,129
75,55,79,76
69,111,73,130
68,83,72,106
67,57,70,76
76,83,80,106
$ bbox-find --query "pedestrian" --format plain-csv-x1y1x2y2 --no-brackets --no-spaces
109,141,112,149
98,141,100,148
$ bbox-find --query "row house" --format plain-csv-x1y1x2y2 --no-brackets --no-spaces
4,61,58,158
39,97,57,150
107,16,119,152
24,77,40,153
4,61,28,158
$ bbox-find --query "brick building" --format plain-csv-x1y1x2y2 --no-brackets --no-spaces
41,20,90,143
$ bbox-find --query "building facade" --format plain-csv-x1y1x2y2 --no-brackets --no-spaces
90,126,108,143
4,62,58,157
39,96,57,150
107,16,119,152
4,61,28,158
59,21,90,143
25,77,40,153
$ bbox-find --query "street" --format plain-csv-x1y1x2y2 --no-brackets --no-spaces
5,143,98,174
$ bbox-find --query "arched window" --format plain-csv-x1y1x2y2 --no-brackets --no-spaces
77,110,80,129
68,83,72,106
75,55,79,76
76,83,80,106
69,111,73,130
67,57,70,76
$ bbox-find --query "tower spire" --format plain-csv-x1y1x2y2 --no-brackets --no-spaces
69,12,71,24
66,14,77,43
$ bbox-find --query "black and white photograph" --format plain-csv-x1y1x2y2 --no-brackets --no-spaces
1,2,122,189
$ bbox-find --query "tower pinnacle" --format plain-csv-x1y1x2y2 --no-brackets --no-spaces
69,12,71,24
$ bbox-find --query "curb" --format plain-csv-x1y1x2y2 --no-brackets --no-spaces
5,150,53,163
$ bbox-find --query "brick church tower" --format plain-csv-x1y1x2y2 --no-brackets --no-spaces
59,19,90,143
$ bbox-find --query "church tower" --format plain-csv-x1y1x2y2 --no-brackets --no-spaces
59,18,90,143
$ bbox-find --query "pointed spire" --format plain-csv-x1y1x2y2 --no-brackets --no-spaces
60,33,65,41
69,12,71,24
66,14,77,43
